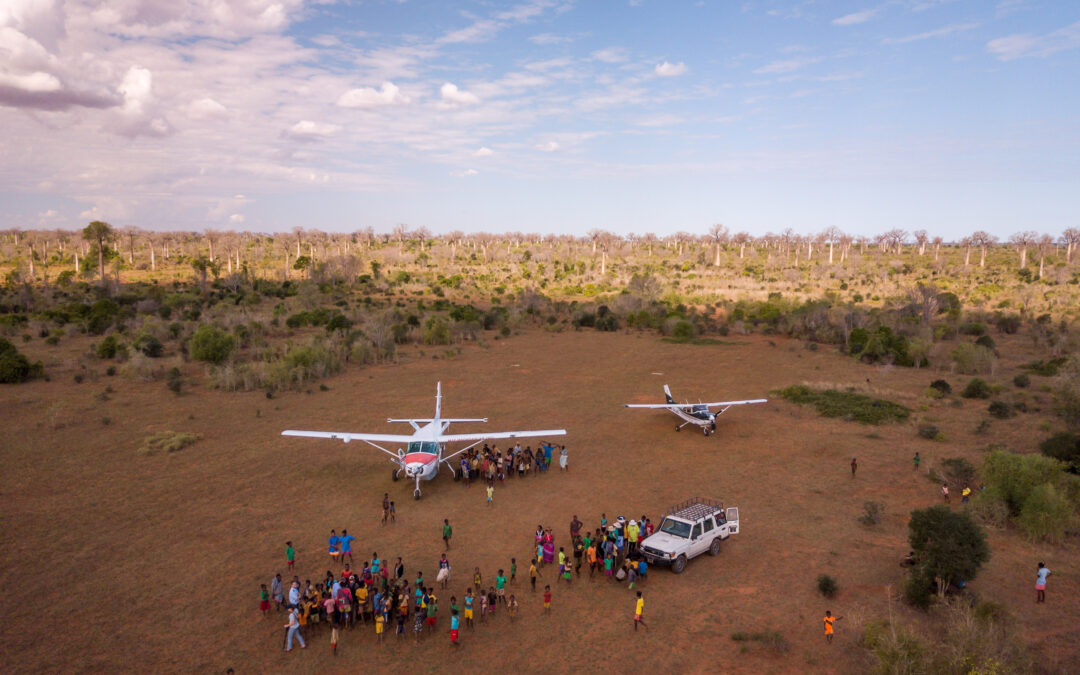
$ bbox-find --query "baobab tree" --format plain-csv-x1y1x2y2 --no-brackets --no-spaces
1061,228,1080,264
913,230,928,256
821,226,843,264
732,231,750,259
969,231,997,268
708,223,728,266
1036,235,1054,279
82,220,114,283
1009,231,1038,269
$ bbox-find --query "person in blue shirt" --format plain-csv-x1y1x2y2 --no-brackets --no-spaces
543,443,553,470
450,610,460,646
371,553,381,575
339,529,355,563
638,558,647,579
328,530,340,561
1036,562,1052,603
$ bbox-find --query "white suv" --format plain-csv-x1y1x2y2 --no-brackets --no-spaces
640,498,739,573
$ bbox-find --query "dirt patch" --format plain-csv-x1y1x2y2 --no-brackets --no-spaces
1,330,1077,672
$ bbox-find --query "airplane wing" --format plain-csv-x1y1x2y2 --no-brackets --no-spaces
437,429,567,443
281,430,414,460
624,399,768,409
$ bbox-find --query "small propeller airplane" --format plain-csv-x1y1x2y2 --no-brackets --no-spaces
282,382,566,499
624,384,767,436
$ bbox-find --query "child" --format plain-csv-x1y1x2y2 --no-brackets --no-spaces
529,560,541,591
473,567,482,592
464,590,474,628
389,501,396,523
396,607,406,639
272,573,285,611
495,569,507,604
507,594,518,622
413,605,425,642
510,558,517,583
604,554,614,578
536,541,544,567
286,541,295,570
487,587,497,617
486,482,494,505
259,584,270,616
479,590,488,623
562,562,572,585
634,591,647,631
627,564,637,590
543,585,551,614
824,610,843,644
375,607,385,643
450,609,461,646
329,603,341,654
328,529,340,561
557,548,566,579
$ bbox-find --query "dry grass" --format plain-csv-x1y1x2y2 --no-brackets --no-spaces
1,329,1077,673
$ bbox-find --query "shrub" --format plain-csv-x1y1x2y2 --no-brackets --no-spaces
929,379,952,395
961,378,992,399
1024,357,1068,376
422,317,451,345
166,367,183,394
0,337,44,383
1013,373,1030,388
775,385,910,424
995,313,1021,334
858,501,884,526
96,334,124,359
980,448,1068,517
988,400,1013,419
189,324,236,364
974,334,995,350
907,505,989,601
140,431,201,455
817,573,838,598
949,343,996,375
917,424,942,440
958,321,987,336
671,320,695,341
940,457,976,488
1039,432,1080,473
133,333,164,357
594,312,619,332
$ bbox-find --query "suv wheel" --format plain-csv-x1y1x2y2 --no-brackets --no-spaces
709,538,721,556
672,554,687,574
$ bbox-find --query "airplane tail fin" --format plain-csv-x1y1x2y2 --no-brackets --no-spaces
435,381,442,421
664,384,675,405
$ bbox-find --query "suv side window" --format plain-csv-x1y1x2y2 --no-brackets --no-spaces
692,523,702,539
702,517,714,533
716,511,726,525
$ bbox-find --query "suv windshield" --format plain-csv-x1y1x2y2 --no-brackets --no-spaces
659,518,691,538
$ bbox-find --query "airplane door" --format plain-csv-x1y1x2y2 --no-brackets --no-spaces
726,507,739,534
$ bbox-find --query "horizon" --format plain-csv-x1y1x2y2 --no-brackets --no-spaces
1,1,1078,238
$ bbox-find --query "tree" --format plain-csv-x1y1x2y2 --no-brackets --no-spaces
907,505,989,600
1008,231,1038,269
708,223,728,266
82,220,114,283
1060,228,1080,264
189,325,236,364
822,226,843,263
969,231,997,268
913,229,928,256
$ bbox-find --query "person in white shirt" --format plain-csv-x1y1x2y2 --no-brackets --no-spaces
284,607,306,651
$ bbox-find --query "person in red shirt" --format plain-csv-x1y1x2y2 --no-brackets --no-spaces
543,585,551,613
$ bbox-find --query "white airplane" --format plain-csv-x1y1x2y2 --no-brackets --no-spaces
282,382,566,499
624,384,767,436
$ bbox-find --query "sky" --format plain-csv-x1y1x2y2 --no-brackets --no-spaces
1,0,1078,239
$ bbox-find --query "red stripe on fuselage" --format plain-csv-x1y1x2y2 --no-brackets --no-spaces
403,452,438,464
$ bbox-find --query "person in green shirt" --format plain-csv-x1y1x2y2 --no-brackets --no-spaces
495,570,507,604
425,591,438,630
286,541,295,570
442,519,453,550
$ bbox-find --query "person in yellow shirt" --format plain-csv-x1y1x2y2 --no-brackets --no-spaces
824,610,842,643
355,586,369,625
375,610,385,643
634,591,647,630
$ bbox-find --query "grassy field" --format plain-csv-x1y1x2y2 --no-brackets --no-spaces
2,327,1077,673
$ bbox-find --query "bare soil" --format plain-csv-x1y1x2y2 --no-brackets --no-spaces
2,329,1077,673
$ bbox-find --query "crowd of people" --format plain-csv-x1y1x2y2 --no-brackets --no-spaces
456,441,569,490
262,509,652,656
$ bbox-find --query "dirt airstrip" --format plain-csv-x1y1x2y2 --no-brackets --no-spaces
2,330,1077,673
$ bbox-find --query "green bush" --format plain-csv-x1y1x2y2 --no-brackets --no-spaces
189,324,236,364
1013,373,1030,388
96,334,124,359
133,333,164,357
961,378,992,399
907,505,989,600
950,343,996,375
988,400,1013,419
978,449,1079,540
917,424,942,440
775,385,910,424
974,334,995,350
958,322,987,336
930,379,952,395
1017,483,1075,543
140,431,201,455
422,317,451,345
1023,357,1068,376
816,574,838,598
166,367,183,394
940,457,976,488
0,337,44,383
1039,432,1080,473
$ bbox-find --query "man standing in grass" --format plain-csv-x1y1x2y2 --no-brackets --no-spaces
442,519,453,550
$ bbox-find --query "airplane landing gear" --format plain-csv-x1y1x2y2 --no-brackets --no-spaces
413,476,423,500
675,426,681,432
703,426,710,436
392,468,400,481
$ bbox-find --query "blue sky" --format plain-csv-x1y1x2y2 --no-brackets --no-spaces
1,0,1077,239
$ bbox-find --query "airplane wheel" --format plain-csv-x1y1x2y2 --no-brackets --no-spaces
675,426,681,432
414,488,422,500
703,427,709,436
391,469,400,482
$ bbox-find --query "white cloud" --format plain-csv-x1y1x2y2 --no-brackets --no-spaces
450,168,479,177
186,97,228,120
883,22,978,44
832,8,879,26
229,213,245,224
536,141,560,152
337,82,410,108
987,21,1080,60
655,61,687,77
473,147,494,157
753,57,821,74
529,32,571,45
286,120,341,139
437,82,480,108
591,47,629,63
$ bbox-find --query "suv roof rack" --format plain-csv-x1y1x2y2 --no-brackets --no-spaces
667,497,724,522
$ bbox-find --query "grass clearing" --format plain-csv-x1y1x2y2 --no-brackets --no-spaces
774,384,910,424
139,431,202,455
